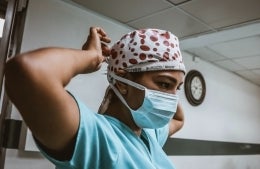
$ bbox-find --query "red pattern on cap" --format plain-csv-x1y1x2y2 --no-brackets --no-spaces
107,28,186,73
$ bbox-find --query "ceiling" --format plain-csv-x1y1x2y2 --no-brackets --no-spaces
70,0,260,86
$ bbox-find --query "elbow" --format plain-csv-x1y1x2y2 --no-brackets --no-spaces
4,55,31,99
5,56,22,83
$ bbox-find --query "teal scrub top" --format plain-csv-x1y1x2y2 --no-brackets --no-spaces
36,95,175,169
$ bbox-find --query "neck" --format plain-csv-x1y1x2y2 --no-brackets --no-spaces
105,101,142,136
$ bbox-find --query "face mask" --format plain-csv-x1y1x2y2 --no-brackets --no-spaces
108,73,179,129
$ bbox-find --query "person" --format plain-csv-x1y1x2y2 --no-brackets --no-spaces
5,27,185,169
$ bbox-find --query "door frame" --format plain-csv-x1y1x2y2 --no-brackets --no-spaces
0,0,27,168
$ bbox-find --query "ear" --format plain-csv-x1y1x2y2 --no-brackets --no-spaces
115,69,128,95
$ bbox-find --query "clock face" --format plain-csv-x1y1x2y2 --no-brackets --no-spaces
184,70,206,106
191,76,203,100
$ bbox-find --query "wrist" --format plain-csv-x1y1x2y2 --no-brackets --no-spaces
76,49,103,74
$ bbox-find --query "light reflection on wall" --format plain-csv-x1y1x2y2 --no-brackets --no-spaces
0,18,5,38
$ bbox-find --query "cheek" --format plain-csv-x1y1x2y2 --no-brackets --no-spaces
126,87,145,110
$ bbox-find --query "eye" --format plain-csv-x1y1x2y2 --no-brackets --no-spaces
157,82,171,89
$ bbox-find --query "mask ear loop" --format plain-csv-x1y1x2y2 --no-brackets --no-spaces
108,72,147,111
109,72,178,97
109,83,133,111
108,72,146,91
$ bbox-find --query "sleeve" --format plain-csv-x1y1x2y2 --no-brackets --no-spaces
34,94,105,169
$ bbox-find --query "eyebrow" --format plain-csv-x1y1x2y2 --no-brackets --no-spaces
157,73,184,85
157,75,177,83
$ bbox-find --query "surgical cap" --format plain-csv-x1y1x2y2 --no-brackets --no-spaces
107,28,186,74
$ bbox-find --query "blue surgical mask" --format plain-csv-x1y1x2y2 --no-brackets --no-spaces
108,73,179,129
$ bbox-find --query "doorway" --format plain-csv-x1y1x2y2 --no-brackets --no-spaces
0,0,27,168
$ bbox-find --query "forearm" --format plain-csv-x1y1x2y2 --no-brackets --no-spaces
169,103,185,136
5,27,110,124
5,27,110,101
6,47,99,87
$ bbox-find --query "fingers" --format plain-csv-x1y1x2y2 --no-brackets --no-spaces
101,43,111,56
101,43,110,63
90,27,111,43
101,36,111,43
82,26,111,51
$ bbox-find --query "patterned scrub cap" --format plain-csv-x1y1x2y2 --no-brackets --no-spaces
107,28,186,74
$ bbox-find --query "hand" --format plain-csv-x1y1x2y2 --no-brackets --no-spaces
82,27,111,71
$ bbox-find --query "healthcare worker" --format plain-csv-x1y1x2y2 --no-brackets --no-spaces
5,27,185,169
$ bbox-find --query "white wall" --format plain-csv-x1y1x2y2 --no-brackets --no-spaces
4,0,260,169
174,52,260,144
169,52,260,169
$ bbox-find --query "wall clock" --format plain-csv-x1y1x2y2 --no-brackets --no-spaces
184,70,206,106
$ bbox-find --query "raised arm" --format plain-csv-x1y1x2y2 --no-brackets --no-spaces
168,103,184,137
4,27,110,159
